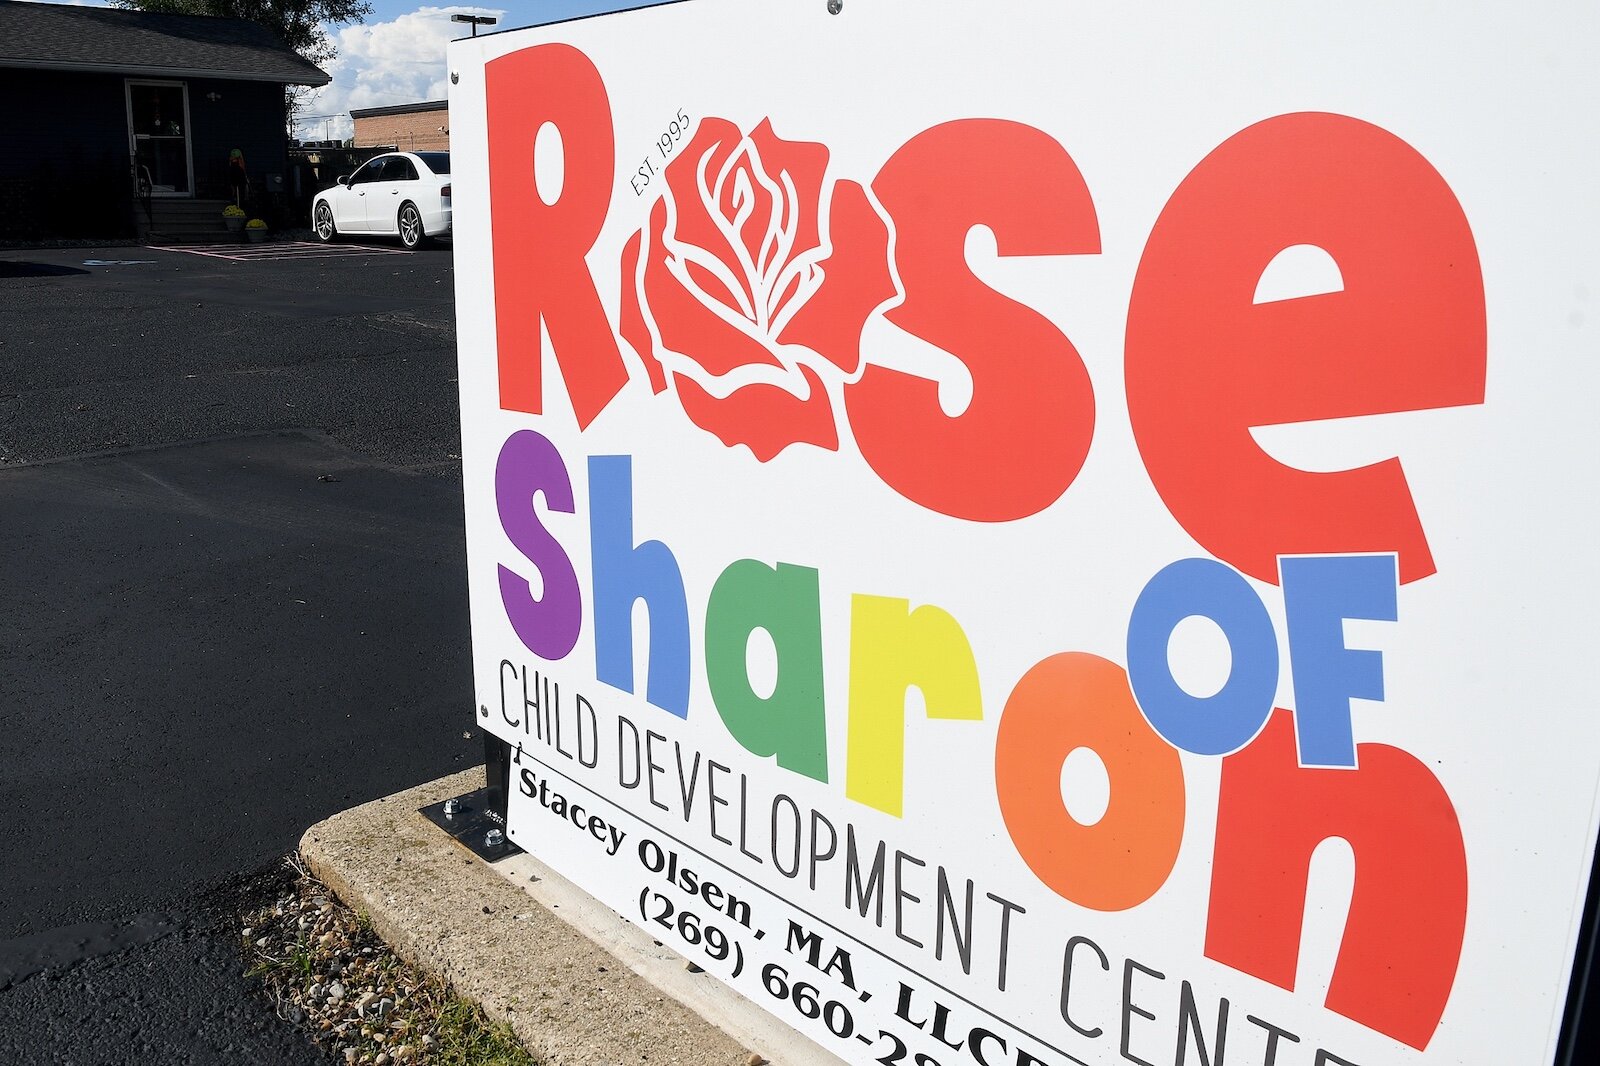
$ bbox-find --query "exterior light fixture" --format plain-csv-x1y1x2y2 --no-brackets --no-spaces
450,13,498,36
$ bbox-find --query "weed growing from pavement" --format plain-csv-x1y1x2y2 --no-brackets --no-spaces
241,856,538,1066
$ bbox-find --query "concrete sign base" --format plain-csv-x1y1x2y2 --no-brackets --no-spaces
302,767,839,1065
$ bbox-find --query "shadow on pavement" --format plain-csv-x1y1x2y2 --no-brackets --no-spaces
0,431,479,939
0,261,91,279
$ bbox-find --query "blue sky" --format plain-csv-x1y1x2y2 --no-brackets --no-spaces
293,2,680,139
366,1,670,24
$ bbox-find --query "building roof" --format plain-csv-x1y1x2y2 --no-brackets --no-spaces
0,0,330,86
350,100,449,119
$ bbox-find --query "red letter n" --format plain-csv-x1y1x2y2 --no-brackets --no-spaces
487,44,627,426
1206,709,1467,1049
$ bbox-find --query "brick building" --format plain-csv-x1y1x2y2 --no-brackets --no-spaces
350,100,449,151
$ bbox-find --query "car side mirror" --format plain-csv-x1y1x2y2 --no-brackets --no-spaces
336,175,350,186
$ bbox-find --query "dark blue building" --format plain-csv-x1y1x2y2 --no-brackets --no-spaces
0,0,328,240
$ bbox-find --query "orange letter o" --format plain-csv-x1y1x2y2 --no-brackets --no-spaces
996,652,1185,911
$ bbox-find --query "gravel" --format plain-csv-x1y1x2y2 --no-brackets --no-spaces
240,859,536,1066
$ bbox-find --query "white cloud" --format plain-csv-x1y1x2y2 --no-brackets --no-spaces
292,5,503,141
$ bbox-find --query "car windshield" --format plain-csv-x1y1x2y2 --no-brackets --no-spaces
416,152,450,175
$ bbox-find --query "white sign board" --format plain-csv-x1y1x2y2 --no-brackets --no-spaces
449,3,1600,1063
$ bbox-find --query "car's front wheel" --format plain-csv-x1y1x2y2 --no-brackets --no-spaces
397,203,427,250
313,202,337,243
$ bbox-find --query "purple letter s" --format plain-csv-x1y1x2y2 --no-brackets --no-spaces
496,430,582,659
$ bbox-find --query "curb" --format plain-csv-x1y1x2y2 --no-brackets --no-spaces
299,769,839,1066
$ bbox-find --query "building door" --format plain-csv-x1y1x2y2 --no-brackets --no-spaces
126,80,194,197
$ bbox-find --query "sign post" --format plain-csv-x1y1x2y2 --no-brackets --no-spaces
449,3,1600,1062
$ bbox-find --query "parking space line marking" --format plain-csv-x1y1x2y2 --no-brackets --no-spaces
240,252,408,261
146,242,413,262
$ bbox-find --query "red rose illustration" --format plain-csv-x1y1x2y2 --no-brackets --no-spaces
620,118,899,461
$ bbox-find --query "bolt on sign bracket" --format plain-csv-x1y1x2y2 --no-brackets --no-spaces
419,787,522,863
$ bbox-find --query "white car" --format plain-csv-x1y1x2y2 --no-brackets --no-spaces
312,151,451,249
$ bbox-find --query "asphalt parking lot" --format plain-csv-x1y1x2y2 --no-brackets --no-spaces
0,241,459,469
0,241,473,1062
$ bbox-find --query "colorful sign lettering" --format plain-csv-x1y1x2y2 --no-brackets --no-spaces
449,3,1600,1063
